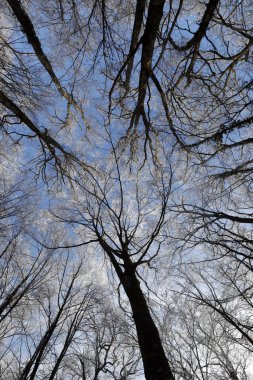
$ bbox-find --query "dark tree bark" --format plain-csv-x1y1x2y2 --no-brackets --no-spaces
124,0,146,90
122,267,174,380
133,0,166,126
6,0,76,105
98,237,175,380
168,0,219,51
19,268,79,380
0,90,67,155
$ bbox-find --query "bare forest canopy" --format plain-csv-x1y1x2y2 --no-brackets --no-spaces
0,0,253,379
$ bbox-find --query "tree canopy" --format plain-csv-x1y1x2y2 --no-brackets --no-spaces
0,0,253,379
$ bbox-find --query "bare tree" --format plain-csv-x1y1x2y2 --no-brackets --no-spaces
60,302,140,380
50,145,176,379
0,0,253,379
159,294,252,380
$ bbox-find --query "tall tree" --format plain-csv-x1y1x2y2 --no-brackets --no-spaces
0,0,253,379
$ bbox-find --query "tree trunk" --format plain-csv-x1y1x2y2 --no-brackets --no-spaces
121,267,174,380
98,237,174,380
